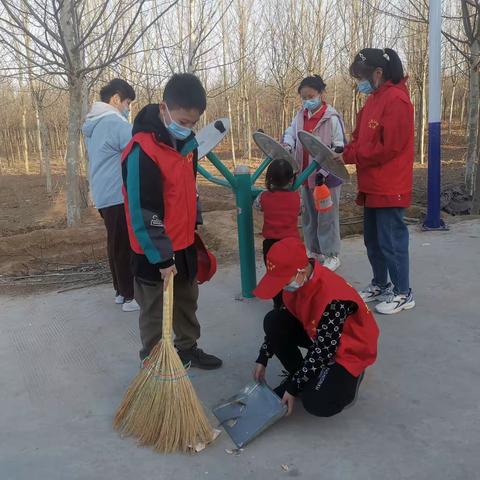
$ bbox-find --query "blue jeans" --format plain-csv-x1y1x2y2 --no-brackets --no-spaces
363,207,410,294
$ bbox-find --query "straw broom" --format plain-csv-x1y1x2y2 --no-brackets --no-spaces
113,275,215,453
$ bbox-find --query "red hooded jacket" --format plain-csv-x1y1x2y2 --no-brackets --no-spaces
283,261,379,377
343,79,414,208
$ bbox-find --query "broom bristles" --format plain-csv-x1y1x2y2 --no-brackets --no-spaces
114,275,215,453
113,335,214,453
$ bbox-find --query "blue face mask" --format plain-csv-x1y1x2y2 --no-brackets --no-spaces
122,108,130,120
357,80,374,95
303,97,322,111
164,105,192,140
284,281,302,292
283,270,307,292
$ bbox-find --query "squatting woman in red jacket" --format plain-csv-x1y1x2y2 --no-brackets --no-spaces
253,238,379,417
343,48,415,315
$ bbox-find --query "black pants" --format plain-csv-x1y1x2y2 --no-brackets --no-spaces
99,204,134,300
264,309,361,417
263,239,283,310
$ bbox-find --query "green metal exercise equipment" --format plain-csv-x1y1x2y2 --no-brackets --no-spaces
196,121,320,298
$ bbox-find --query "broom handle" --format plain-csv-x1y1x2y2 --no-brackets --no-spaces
162,275,174,340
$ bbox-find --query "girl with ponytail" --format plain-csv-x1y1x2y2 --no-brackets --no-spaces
282,75,346,272
343,48,415,315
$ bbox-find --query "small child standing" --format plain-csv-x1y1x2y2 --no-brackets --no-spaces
254,159,301,310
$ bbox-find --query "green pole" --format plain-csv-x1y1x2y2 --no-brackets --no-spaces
251,156,272,185
292,160,319,190
234,166,257,298
197,164,232,188
206,152,237,188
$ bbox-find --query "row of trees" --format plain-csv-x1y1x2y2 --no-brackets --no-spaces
0,0,480,223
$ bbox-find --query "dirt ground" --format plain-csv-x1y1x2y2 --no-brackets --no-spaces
0,129,469,292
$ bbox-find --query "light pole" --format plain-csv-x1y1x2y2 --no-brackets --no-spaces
423,0,447,230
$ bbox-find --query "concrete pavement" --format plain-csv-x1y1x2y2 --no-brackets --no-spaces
1,220,479,480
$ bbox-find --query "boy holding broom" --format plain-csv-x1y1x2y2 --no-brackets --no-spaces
121,73,222,370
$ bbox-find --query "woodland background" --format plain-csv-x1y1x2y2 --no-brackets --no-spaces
0,0,478,288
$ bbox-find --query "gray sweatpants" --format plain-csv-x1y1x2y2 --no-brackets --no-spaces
301,185,341,257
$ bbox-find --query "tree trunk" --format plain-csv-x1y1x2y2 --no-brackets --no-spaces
1,131,10,168
15,130,21,166
350,88,356,133
22,98,29,173
281,96,287,137
461,88,467,129
187,0,196,73
415,91,421,155
227,97,236,167
419,67,427,165
465,44,480,194
448,82,457,137
35,106,44,175
332,80,337,108
60,0,85,226
236,100,241,152
37,98,52,194
246,95,252,160
220,0,235,166
242,95,248,155
65,78,84,226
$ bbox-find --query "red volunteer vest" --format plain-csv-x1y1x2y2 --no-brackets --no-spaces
302,103,328,185
283,261,379,377
122,132,197,254
260,190,301,240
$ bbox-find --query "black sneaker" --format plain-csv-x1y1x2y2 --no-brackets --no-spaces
178,346,223,370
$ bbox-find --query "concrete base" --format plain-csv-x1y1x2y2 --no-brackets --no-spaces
1,221,480,480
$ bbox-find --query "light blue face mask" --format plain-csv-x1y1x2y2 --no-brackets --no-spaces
164,105,192,140
357,80,374,95
284,281,302,292
283,270,307,292
303,97,322,111
121,108,130,120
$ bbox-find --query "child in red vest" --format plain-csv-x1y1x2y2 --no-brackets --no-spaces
253,159,301,310
121,73,222,369
252,237,379,417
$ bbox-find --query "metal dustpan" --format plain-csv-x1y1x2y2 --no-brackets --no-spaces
297,130,350,182
253,131,298,172
196,118,230,160
213,382,287,448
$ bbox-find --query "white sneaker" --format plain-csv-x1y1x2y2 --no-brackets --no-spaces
358,283,393,303
115,294,125,305
323,256,341,272
122,299,140,312
375,290,415,315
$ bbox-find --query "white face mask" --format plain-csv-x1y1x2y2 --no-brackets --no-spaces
283,269,307,292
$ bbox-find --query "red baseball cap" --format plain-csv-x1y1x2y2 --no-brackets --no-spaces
195,233,217,284
253,237,309,299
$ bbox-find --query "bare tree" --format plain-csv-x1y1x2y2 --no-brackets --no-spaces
0,0,179,225
263,0,303,139
456,0,480,201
